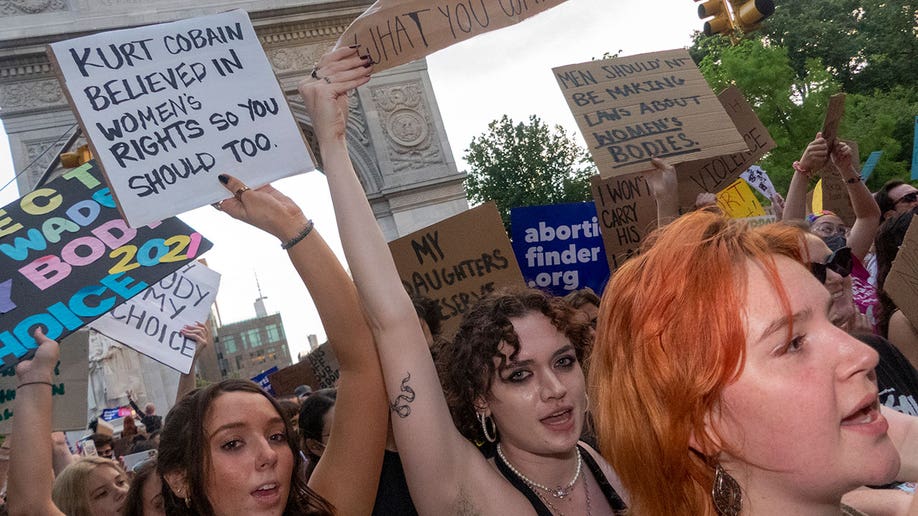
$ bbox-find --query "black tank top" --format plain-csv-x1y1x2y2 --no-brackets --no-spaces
494,444,627,515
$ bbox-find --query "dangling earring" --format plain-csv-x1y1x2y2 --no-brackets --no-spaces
185,496,192,508
584,393,591,413
476,412,497,443
711,464,741,516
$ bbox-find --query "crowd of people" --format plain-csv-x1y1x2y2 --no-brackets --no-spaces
2,46,918,516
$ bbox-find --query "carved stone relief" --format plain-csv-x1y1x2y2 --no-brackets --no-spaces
370,81,442,173
0,0,67,17
0,79,65,114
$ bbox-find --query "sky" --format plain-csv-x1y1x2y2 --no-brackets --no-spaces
0,0,700,364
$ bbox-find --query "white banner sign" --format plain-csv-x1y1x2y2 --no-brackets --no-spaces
49,9,313,228
740,165,778,200
90,262,220,373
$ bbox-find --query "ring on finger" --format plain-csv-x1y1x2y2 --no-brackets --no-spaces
211,200,224,211
310,64,319,80
234,186,250,200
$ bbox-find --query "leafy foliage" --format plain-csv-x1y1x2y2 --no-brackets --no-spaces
463,115,596,230
691,1,918,194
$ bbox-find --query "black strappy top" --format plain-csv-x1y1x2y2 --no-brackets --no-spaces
494,444,628,515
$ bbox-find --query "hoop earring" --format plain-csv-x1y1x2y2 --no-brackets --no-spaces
477,412,497,443
711,464,741,516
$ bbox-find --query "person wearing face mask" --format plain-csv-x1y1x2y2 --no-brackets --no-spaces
783,133,882,330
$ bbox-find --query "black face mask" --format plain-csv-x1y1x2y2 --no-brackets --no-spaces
822,233,847,252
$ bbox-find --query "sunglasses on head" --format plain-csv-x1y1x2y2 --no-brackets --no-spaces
810,247,852,284
894,191,918,206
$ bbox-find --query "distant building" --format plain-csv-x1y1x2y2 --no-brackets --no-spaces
214,313,292,380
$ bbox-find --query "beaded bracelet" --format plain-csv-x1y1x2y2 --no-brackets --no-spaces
281,219,314,250
844,176,862,184
17,381,53,389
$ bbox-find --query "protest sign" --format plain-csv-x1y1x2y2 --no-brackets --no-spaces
818,139,859,227
100,406,132,421
912,116,918,180
268,341,339,394
0,161,212,369
741,165,778,200
885,215,918,329
716,179,766,219
554,49,748,178
48,10,312,228
675,86,776,208
389,202,524,336
590,172,658,272
510,202,609,297
821,93,846,152
251,366,278,396
741,215,777,228
0,332,89,434
337,0,568,73
861,150,883,181
89,261,220,373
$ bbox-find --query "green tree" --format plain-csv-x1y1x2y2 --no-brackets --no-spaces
464,115,595,229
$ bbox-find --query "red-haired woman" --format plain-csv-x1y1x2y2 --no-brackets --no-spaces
590,211,904,515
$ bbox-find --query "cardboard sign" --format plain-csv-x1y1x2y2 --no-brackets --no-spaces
741,165,778,200
268,341,339,394
337,0,568,73
0,332,89,434
716,179,766,219
741,215,777,228
590,172,658,272
0,161,212,369
510,202,609,296
251,366,278,396
675,86,776,208
89,261,220,373
821,93,846,152
885,216,918,329
861,150,883,181
48,10,313,228
554,49,748,178
819,139,859,227
389,202,525,336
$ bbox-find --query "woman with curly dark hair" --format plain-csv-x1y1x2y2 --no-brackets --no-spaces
305,48,627,515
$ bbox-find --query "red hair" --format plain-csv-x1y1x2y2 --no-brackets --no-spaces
589,212,795,515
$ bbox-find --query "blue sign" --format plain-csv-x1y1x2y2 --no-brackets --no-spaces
100,408,120,421
912,116,918,180
861,151,883,181
251,366,279,396
510,202,610,297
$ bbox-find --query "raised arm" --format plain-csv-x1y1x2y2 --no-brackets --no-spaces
783,133,828,221
299,47,492,512
830,141,880,261
647,157,679,226
174,322,210,404
7,329,65,516
215,174,387,514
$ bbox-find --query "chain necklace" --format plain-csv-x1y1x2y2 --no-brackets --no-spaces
532,473,592,516
496,442,582,499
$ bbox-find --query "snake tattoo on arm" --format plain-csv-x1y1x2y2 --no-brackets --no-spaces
389,372,416,418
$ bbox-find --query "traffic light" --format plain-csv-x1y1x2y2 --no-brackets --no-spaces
731,0,775,31
696,0,733,36
59,144,92,168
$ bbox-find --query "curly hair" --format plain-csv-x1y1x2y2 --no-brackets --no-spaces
435,286,591,444
157,379,334,516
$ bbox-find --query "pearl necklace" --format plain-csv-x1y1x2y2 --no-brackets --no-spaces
496,443,582,499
